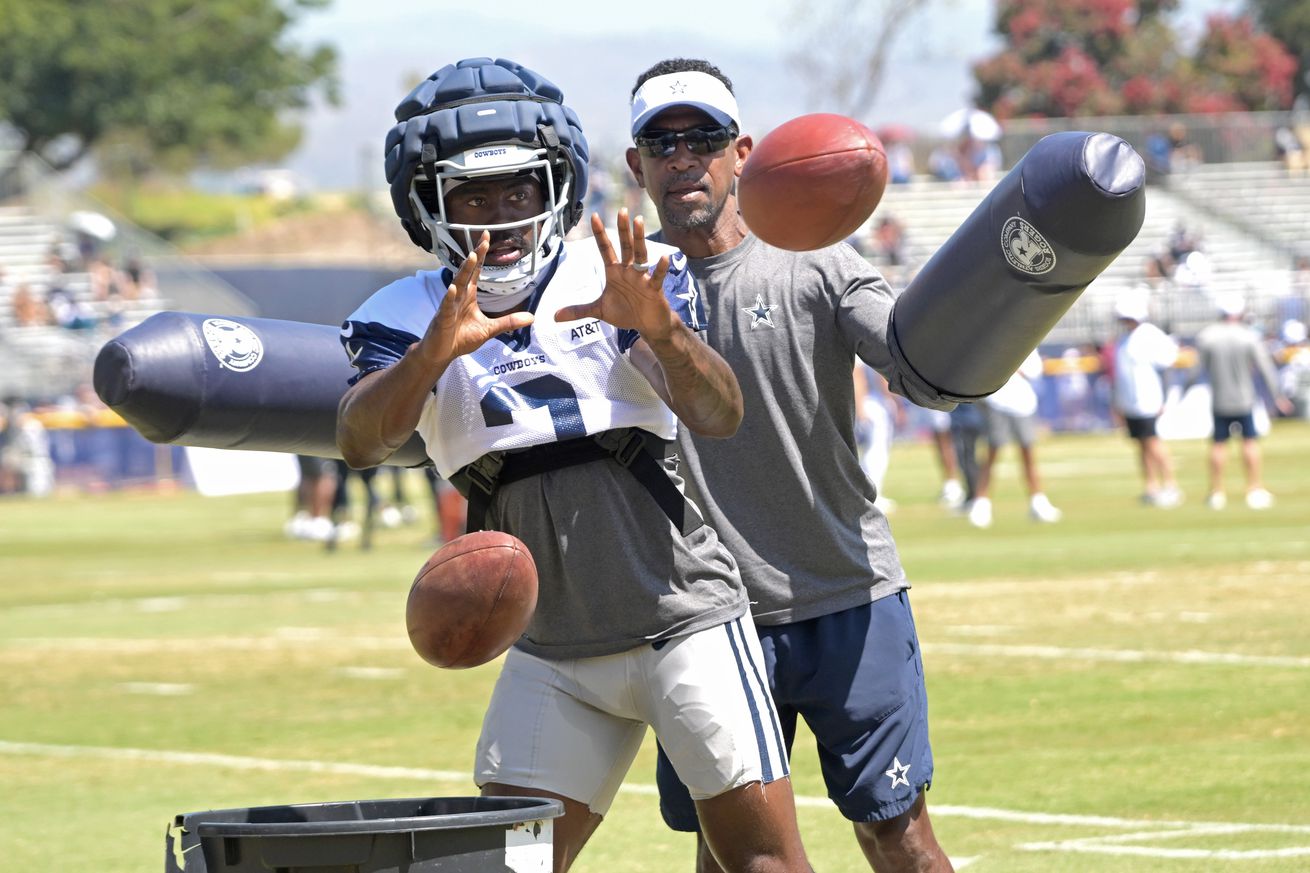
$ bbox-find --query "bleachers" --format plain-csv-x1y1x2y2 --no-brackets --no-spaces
0,200,167,398
1164,160,1310,252
872,161,1301,347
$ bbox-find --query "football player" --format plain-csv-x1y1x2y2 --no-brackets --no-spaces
335,58,811,873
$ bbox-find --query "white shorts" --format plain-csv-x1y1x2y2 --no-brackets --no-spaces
474,616,788,816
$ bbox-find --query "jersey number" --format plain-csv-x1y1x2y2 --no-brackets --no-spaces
481,375,586,440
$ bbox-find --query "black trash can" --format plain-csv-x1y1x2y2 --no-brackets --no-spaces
165,796,563,872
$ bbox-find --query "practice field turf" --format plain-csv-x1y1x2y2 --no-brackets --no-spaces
2,424,1309,871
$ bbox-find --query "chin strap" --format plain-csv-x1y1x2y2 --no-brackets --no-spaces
476,280,537,313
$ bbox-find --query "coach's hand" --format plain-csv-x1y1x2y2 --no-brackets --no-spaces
416,232,535,368
555,210,677,342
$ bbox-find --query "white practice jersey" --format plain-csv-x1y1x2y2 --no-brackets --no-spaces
343,236,701,478
341,236,745,660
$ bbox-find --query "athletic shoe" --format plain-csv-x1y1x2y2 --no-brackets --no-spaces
1245,488,1274,510
284,511,312,539
1154,487,1183,509
1206,492,1227,511
379,505,404,528
967,497,993,528
1029,493,1063,523
939,479,965,509
332,520,361,541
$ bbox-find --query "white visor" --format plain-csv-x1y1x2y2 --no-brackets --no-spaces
630,71,741,137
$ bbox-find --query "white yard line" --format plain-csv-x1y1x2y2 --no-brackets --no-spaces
2,739,1307,865
118,682,195,696
2,633,409,653
923,642,1310,669
10,636,1307,670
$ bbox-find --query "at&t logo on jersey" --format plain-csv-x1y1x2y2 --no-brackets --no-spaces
1001,217,1056,276
201,318,264,372
559,319,607,349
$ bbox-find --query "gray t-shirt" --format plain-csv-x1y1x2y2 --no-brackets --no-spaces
664,233,952,625
489,453,746,659
342,244,749,661
1196,321,1282,416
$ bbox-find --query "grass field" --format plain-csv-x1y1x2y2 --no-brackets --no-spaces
2,424,1309,872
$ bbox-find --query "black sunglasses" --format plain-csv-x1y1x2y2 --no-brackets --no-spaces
634,124,738,158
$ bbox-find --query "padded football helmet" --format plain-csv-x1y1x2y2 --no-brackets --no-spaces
385,58,590,301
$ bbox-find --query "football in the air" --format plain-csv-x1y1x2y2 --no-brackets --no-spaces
405,530,538,669
738,113,888,251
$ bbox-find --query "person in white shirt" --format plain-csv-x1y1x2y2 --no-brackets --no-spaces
968,349,1062,528
1109,290,1184,507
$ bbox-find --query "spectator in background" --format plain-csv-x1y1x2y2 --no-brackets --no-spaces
925,408,965,510
1051,346,1094,431
0,401,54,497
285,455,338,541
1110,289,1184,508
928,144,963,182
1277,319,1310,418
1146,122,1202,177
1275,124,1307,175
869,214,909,284
949,402,986,514
1292,254,1310,315
884,137,916,185
967,349,1062,528
854,363,906,515
11,284,51,327
45,283,97,331
88,256,128,328
45,244,70,276
1195,293,1293,510
424,467,467,546
1166,222,1200,265
956,134,1002,183
121,254,158,301
0,400,18,493
1166,122,1202,173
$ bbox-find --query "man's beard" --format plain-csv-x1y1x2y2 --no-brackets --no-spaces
481,229,533,262
661,175,730,229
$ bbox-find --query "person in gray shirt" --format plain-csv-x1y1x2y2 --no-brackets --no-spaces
627,58,956,872
1195,293,1292,510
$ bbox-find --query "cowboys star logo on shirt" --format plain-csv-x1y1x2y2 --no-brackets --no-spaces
1001,216,1056,276
743,294,778,329
201,318,264,372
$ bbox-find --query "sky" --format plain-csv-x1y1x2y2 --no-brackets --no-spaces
282,0,1243,192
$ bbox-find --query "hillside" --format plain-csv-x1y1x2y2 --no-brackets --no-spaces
183,204,428,268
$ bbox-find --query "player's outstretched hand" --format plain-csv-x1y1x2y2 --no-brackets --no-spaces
554,210,676,341
417,233,535,367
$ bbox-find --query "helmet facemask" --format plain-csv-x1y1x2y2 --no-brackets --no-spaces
409,143,574,310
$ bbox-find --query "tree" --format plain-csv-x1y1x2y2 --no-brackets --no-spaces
972,0,1298,118
1248,0,1310,102
0,0,338,174
784,0,937,119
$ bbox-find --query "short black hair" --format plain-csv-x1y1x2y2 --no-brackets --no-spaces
631,59,734,98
